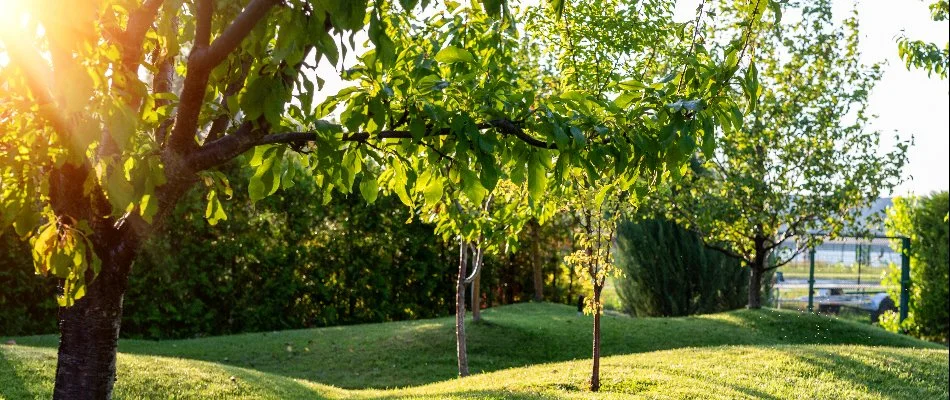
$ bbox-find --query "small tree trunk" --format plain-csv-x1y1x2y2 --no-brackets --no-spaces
531,222,544,301
456,243,469,377
53,245,133,400
471,270,481,321
747,260,764,309
590,283,603,392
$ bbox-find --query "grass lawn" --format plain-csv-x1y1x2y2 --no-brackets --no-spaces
2,303,947,399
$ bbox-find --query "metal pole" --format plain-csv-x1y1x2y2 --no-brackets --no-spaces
807,248,816,313
899,237,911,324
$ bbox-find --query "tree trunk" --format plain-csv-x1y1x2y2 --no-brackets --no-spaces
531,221,544,301
471,270,481,322
53,243,134,400
747,259,764,309
456,243,469,377
590,283,602,392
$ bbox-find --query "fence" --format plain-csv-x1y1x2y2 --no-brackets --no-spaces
771,235,910,324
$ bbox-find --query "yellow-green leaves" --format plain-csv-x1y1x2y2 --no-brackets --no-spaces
359,176,379,204
435,46,475,64
248,145,286,202
205,189,227,226
31,221,101,306
368,10,397,69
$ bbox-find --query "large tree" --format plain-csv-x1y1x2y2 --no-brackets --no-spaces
667,0,909,308
0,0,761,397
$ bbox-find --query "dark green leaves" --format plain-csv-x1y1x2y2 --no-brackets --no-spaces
527,153,547,202
242,76,289,126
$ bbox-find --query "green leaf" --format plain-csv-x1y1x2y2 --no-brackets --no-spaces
701,116,716,158
205,190,227,226
359,176,379,204
368,11,396,69
482,0,502,17
527,154,547,201
409,117,426,140
461,170,487,204
434,46,475,64
423,177,443,207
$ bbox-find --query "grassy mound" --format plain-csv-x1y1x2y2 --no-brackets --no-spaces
2,303,946,399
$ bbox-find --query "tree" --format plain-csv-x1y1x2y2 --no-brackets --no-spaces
0,0,761,397
666,1,909,308
430,183,530,377
562,180,628,392
897,0,949,79
614,218,747,317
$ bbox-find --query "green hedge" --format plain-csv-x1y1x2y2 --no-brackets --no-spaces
882,192,949,343
614,219,748,317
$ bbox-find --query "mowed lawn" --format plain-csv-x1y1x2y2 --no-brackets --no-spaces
2,303,947,399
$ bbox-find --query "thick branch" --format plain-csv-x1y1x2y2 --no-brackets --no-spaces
203,0,279,68
166,0,275,154
121,0,165,71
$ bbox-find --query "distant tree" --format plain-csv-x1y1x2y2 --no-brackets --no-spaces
614,218,747,317
667,1,909,308
897,0,949,79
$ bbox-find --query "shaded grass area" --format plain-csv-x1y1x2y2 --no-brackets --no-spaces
2,343,946,399
4,303,941,391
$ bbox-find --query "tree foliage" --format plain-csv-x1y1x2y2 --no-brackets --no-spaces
896,0,949,79
0,0,765,395
665,0,909,308
614,218,747,317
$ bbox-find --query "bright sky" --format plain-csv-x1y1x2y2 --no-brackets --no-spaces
671,0,949,196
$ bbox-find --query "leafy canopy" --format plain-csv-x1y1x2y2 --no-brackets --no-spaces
1,0,766,306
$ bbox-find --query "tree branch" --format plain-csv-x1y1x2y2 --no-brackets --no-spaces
202,0,279,68
121,0,165,71
166,0,276,154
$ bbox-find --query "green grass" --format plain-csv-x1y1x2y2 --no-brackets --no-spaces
2,303,947,399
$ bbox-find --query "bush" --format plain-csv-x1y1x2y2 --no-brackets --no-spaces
882,192,949,343
0,229,58,336
614,219,747,317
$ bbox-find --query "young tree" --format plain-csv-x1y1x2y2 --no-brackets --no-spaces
0,0,762,397
562,178,629,392
667,1,909,308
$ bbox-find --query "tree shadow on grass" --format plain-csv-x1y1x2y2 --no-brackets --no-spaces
6,304,940,390
791,346,949,399
0,347,45,399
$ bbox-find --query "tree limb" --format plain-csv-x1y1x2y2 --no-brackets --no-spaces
202,0,279,68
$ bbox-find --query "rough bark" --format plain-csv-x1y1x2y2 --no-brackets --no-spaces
590,283,603,392
747,246,766,309
53,235,139,399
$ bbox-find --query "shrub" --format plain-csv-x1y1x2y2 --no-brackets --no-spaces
882,192,949,343
614,219,747,317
